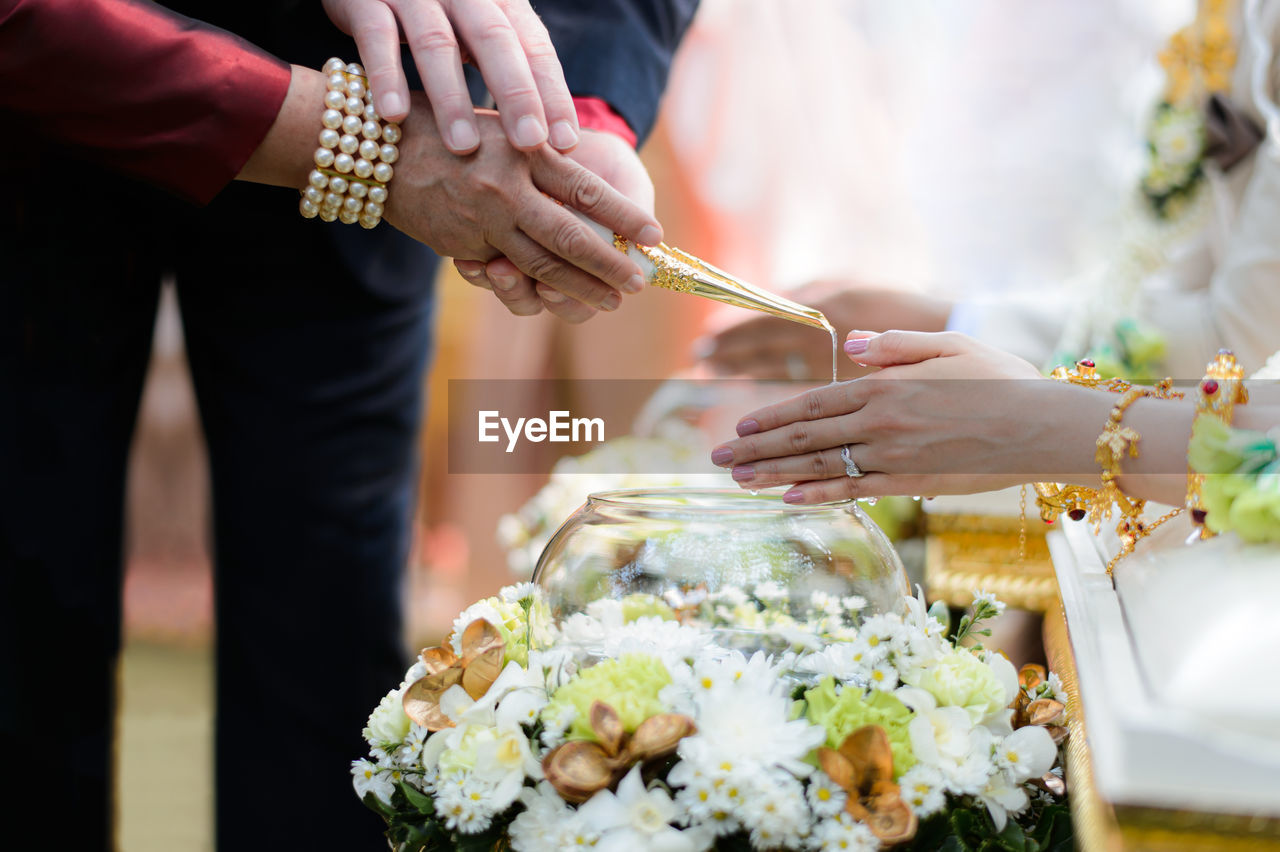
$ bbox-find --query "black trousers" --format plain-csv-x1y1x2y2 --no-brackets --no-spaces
0,175,439,850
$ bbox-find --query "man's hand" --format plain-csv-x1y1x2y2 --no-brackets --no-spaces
388,104,660,313
322,0,579,154
455,128,657,323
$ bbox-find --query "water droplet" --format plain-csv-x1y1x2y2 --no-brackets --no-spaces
749,489,760,496
862,496,879,506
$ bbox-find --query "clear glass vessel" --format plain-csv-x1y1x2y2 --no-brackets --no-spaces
532,489,910,654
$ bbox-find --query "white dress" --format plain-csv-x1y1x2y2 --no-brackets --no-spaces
956,0,1280,379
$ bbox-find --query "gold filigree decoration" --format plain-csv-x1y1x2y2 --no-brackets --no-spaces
402,619,505,731
542,700,696,803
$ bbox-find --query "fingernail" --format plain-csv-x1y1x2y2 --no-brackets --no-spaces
844,338,870,355
711,446,733,466
736,418,760,437
782,488,804,504
492,274,517,292
515,115,546,148
638,225,663,246
458,267,483,279
549,120,579,150
540,289,566,303
731,465,754,482
623,274,645,295
450,120,479,151
381,91,405,118
601,293,622,311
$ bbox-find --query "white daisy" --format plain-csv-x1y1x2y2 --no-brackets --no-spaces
806,770,848,818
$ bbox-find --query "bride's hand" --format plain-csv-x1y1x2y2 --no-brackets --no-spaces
709,331,1083,501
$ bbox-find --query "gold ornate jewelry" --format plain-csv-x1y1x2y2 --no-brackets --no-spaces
1034,360,1184,574
1186,349,1249,537
1095,388,1147,524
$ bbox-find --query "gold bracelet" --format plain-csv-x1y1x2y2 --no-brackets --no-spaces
1034,359,1184,573
1095,387,1146,522
299,58,400,228
1186,349,1248,537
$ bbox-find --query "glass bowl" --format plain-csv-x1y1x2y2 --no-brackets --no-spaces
531,488,910,655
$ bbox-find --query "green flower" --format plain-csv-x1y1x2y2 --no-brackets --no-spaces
804,678,915,777
901,649,1009,726
1202,471,1255,534
620,593,675,622
1223,472,1280,543
1114,319,1167,375
544,654,672,742
1188,416,1278,476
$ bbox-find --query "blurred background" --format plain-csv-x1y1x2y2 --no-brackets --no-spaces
117,1,1188,848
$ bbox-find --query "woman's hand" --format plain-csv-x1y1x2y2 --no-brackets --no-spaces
453,128,656,322
700,281,953,380
709,331,1092,502
323,0,578,153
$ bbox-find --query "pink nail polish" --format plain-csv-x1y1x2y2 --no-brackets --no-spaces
782,488,804,504
711,447,733,466
731,465,754,482
736,418,760,437
844,338,870,355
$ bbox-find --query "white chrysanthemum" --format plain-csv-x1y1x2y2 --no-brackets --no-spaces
578,766,697,852
397,723,430,769
679,682,825,779
499,582,538,604
900,764,947,817
972,589,1007,616
1045,671,1068,706
867,662,899,692
743,771,811,850
671,762,740,835
510,782,601,851
363,688,412,751
351,758,396,805
754,581,789,602
434,771,501,834
807,811,880,851
590,616,713,666
805,770,848,818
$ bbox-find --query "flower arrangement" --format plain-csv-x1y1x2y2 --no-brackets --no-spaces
1188,415,1280,543
353,584,1071,851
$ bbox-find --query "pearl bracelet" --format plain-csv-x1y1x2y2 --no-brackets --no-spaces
298,58,400,229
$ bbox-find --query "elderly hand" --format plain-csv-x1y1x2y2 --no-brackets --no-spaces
454,128,657,322
323,0,579,154
709,331,1078,502
387,104,659,311
700,281,953,381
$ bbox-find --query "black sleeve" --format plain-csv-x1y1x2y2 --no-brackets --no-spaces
535,0,700,146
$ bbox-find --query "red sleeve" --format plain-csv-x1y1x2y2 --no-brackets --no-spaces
573,95,638,149
0,0,291,205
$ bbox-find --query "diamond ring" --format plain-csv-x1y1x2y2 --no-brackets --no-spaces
841,444,864,478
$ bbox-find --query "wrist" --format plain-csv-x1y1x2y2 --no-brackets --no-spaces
238,65,327,189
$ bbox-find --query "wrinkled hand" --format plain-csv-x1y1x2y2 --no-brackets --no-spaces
454,128,656,323
710,331,1062,502
700,281,954,380
322,0,578,153
387,104,660,311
